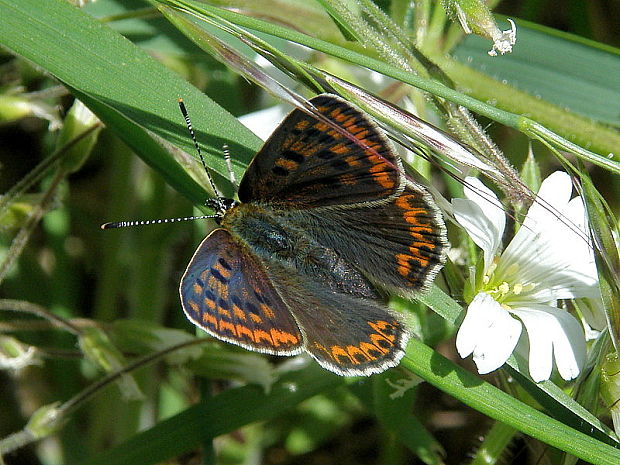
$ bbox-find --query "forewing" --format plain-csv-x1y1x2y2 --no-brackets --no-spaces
268,268,410,376
283,185,448,295
180,229,303,355
238,94,402,207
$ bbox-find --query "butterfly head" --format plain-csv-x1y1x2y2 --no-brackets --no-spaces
205,197,237,224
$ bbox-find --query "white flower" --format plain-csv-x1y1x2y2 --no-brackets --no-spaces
452,172,598,382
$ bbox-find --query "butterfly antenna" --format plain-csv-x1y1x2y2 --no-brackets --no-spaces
101,100,230,230
223,144,237,186
178,98,222,199
101,215,220,230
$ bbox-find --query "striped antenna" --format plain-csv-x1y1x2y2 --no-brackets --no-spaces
178,98,222,198
101,215,219,230
223,144,236,186
101,99,228,231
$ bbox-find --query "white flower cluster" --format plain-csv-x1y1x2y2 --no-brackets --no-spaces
452,172,600,382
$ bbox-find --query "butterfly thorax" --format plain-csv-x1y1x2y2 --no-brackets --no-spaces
221,202,379,299
221,202,295,256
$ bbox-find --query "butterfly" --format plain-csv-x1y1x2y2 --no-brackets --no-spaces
179,94,448,376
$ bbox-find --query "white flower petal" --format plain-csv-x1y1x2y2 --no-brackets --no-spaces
463,177,506,242
453,177,505,271
512,310,553,382
525,171,574,226
559,196,598,287
499,172,572,273
456,293,522,374
498,171,598,301
511,305,586,382
579,298,607,332
452,199,496,272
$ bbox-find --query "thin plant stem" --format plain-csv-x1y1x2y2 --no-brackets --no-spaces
0,300,82,335
0,170,64,286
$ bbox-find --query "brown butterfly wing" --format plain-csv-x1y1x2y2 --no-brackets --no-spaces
238,94,402,207
180,228,303,355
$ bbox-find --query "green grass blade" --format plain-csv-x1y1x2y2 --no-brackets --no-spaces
401,338,620,465
453,19,620,126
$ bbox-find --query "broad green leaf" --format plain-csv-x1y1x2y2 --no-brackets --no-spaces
453,20,620,126
0,0,261,207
